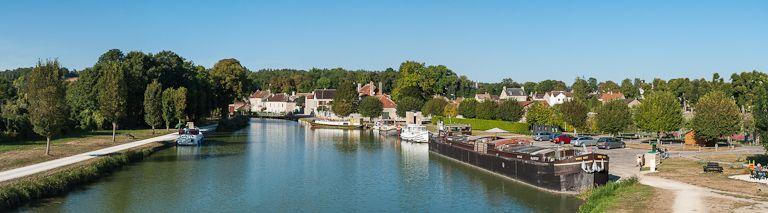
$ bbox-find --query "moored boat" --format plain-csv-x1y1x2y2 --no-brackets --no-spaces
400,124,429,143
311,119,362,129
177,128,204,146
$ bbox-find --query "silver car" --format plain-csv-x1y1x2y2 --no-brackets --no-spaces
597,137,626,149
572,136,598,146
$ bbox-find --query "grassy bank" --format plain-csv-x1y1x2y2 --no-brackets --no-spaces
0,142,171,210
433,117,530,134
578,178,662,213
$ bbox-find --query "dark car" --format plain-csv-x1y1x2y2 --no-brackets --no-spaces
553,134,572,144
596,137,626,149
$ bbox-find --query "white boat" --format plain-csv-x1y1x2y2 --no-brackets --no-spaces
312,119,362,129
177,128,204,146
400,124,429,143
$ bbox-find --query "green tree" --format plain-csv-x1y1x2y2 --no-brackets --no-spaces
692,91,740,145
444,104,457,123
331,82,358,117
97,61,128,143
396,97,423,117
421,98,448,117
358,96,383,120
526,102,553,125
596,100,631,135
161,88,176,130
26,60,69,155
476,101,498,120
561,100,589,132
210,58,248,118
457,98,478,118
754,86,768,151
143,80,163,134
620,78,639,99
571,77,591,101
634,91,683,141
174,87,188,125
497,99,524,122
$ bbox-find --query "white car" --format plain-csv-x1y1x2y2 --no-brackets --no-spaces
572,136,598,146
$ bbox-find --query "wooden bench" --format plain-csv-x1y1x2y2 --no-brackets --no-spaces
703,162,723,173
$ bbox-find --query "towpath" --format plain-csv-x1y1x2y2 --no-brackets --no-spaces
0,125,216,183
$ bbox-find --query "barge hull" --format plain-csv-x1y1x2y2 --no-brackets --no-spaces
429,141,609,193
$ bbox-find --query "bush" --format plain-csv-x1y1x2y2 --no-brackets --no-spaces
457,98,478,118
422,98,448,117
476,101,497,120
433,117,530,134
216,114,250,132
578,177,639,213
497,99,524,121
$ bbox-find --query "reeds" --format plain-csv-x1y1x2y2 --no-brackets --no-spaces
577,177,639,213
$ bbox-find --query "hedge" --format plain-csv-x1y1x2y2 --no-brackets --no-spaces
433,117,530,134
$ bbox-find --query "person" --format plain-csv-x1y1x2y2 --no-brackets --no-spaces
636,155,642,167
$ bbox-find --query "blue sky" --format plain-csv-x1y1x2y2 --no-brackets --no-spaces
0,0,766,83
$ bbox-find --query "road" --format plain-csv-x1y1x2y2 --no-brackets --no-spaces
0,125,216,183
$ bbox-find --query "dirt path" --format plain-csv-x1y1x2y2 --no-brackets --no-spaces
640,174,768,212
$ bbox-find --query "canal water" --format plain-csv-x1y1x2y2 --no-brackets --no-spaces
21,119,581,212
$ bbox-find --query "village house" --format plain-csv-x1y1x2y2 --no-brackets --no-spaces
499,86,527,102
304,89,336,117
624,99,641,108
378,94,398,119
357,81,377,97
598,91,626,103
263,93,297,114
474,92,498,102
248,90,272,112
543,91,573,106
228,101,250,115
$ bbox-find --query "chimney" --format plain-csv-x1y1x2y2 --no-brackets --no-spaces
378,81,383,95
292,91,295,96
357,83,361,92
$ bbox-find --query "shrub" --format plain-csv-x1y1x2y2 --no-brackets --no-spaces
476,101,498,120
457,98,478,118
578,177,639,213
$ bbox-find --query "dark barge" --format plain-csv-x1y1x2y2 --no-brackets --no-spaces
428,136,609,193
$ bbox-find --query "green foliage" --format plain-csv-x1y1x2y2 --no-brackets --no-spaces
476,101,497,120
331,81,358,117
620,79,639,99
457,98,478,118
434,117,530,134
634,91,682,135
395,97,423,117
143,80,163,131
443,104,457,119
161,88,176,129
571,77,591,101
578,178,640,213
692,91,740,144
496,99,524,122
755,87,768,152
421,98,448,117
525,102,554,125
26,60,69,141
210,58,249,117
596,100,632,135
561,100,589,131
358,96,383,118
97,61,128,127
173,87,188,124
534,79,567,93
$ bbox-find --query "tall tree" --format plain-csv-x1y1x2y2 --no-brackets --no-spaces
210,58,248,118
476,101,498,120
634,91,683,141
692,91,740,145
596,100,631,135
331,81,358,117
560,100,589,133
620,78,639,99
443,104,458,123
525,102,554,125
754,86,768,151
143,80,163,134
421,98,448,117
174,87,188,125
457,98,478,118
97,61,128,143
496,99,524,122
395,97,424,117
571,77,591,101
26,60,69,155
358,96,383,120
161,88,176,130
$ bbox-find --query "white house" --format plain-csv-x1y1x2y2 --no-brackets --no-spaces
304,89,336,117
499,86,527,102
544,91,573,106
264,93,297,114
248,90,272,112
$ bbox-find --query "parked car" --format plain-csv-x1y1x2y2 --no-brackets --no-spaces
553,134,572,144
597,137,626,149
533,132,553,141
572,136,598,146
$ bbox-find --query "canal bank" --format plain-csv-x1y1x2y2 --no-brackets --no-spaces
13,119,583,212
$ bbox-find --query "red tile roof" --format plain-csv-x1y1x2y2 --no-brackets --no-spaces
358,82,376,96
599,92,625,102
250,90,272,98
267,93,291,102
378,95,397,108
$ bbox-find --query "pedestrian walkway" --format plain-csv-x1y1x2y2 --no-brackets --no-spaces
0,125,216,183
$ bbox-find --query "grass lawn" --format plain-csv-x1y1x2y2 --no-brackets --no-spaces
652,157,768,198
438,118,530,134
0,129,173,171
578,178,672,213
